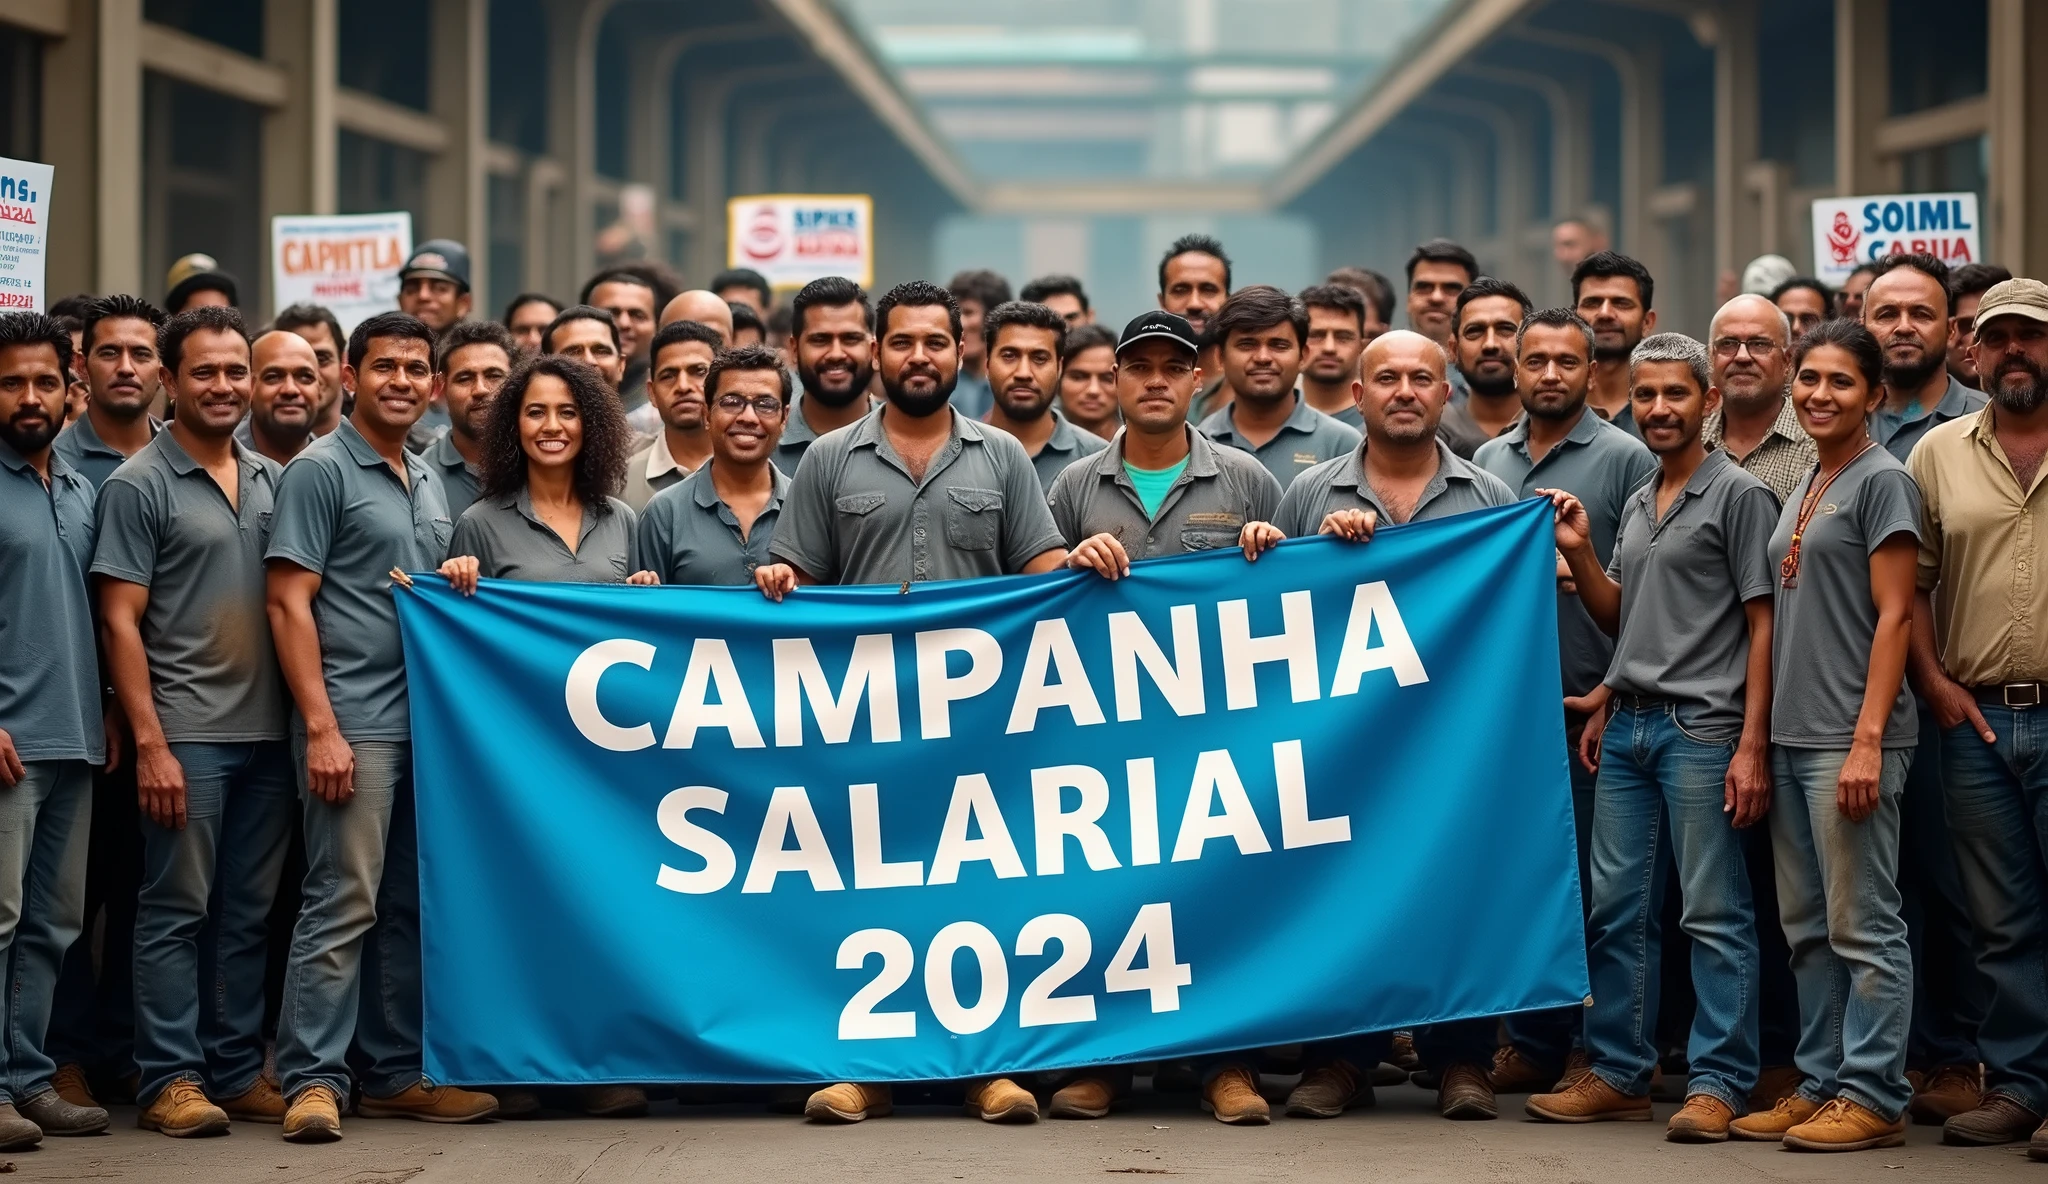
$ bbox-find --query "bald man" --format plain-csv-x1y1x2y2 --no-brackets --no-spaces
1699,292,1813,502
659,290,735,344
237,330,322,465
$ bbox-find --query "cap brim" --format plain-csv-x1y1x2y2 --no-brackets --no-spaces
1974,304,2048,329
400,268,468,289
1116,329,1199,356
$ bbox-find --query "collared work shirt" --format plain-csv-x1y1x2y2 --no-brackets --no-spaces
91,431,287,743
450,490,639,584
774,392,868,476
1047,426,1282,558
1703,398,1815,503
637,462,788,586
621,433,699,512
1910,407,2048,685
233,415,317,465
1873,375,1986,463
1273,438,1514,538
772,403,1064,586
423,430,482,520
1476,410,1659,697
1436,397,1519,460
1198,396,1361,491
265,419,453,741
0,439,102,763
1604,449,1781,738
1025,409,1110,492
54,411,157,490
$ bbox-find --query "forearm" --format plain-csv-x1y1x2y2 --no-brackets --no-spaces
101,616,166,751
268,599,339,734
1739,603,1773,751
1856,613,1912,746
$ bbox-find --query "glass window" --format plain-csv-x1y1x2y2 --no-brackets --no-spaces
143,0,264,58
338,0,432,112
337,131,430,238
1889,0,1986,116
143,73,262,309
488,0,548,154
1898,136,1988,238
487,172,526,319
0,27,40,162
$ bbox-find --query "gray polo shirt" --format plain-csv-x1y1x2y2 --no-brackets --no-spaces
450,491,639,584
1316,400,1364,431
1048,426,1282,558
91,431,287,742
1603,448,1780,739
1198,396,1361,491
637,462,787,586
774,392,873,476
423,431,482,520
771,403,1065,586
265,418,453,742
0,439,103,764
1476,410,1659,698
1273,438,1515,537
54,411,157,490
1436,398,1518,460
1873,375,1987,463
1025,409,1110,492
1768,446,1921,748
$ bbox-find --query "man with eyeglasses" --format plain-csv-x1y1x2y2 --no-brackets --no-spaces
635,346,791,586
1700,294,1815,502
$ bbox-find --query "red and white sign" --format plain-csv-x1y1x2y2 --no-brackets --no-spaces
271,212,412,332
0,156,53,312
1810,193,1980,286
726,194,873,288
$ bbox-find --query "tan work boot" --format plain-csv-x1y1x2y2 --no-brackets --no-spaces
357,1082,498,1123
1784,1097,1906,1152
1488,1046,1552,1093
1553,1049,1592,1090
1200,1065,1269,1125
282,1084,343,1143
1390,1031,1420,1072
51,1063,97,1110
1287,1062,1368,1118
220,1076,285,1124
138,1079,229,1138
1527,1071,1653,1123
1748,1064,1801,1111
804,1082,891,1123
1047,1076,1115,1119
1730,1093,1820,1141
1909,1064,1982,1125
1665,1093,1734,1143
965,1077,1038,1123
576,1085,648,1117
1438,1062,1497,1120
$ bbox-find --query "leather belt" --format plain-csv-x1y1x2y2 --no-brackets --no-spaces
1972,682,2047,709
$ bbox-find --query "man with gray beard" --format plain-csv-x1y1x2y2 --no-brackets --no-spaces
1701,293,1814,502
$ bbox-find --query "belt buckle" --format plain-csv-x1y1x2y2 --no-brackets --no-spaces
2005,683,2043,709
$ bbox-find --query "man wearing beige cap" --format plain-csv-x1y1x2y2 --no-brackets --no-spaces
1905,276,2048,1158
163,255,236,314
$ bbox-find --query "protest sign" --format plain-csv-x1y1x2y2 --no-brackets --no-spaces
271,212,412,331
727,194,873,288
0,156,54,312
1811,192,1980,286
396,499,1586,1085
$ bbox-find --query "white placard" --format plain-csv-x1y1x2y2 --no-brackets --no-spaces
727,194,873,289
271,212,413,332
0,156,54,313
1811,192,1981,286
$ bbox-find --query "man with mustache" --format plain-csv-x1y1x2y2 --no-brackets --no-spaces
56,295,165,489
0,312,114,1150
1159,235,1233,421
238,332,322,466
777,276,876,474
1906,278,2048,1158
1438,278,1531,459
635,345,791,587
1701,294,1815,502
619,320,720,512
1946,264,2012,389
1572,252,1657,439
270,305,347,438
1197,285,1359,490
420,321,517,519
981,300,1106,492
1298,283,1371,430
1869,254,1989,462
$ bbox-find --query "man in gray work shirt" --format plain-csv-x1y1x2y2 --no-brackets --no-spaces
419,320,516,519
638,345,792,585
979,300,1107,491
1196,285,1360,489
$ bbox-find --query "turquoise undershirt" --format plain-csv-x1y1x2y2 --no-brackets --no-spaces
1124,456,1190,518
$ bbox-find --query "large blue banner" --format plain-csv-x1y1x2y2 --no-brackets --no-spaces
395,497,1586,1085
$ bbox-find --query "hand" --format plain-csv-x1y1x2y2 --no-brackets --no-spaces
1066,533,1131,580
755,563,798,602
304,728,356,804
1836,739,1883,822
626,570,660,586
1924,675,1997,744
0,728,22,788
102,706,125,774
1239,521,1283,561
1318,508,1378,543
1725,741,1772,828
1564,686,1610,773
1538,488,1591,555
438,555,480,596
134,741,188,829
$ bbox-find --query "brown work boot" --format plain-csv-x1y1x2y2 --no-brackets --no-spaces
1527,1071,1653,1123
1909,1064,1982,1125
357,1082,498,1123
51,1063,97,1110
220,1076,285,1124
1730,1093,1820,1141
804,1082,891,1123
282,1085,343,1143
137,1079,229,1138
1390,1031,1420,1072
1785,1097,1907,1151
1748,1064,1802,1111
1553,1049,1592,1090
1943,1092,2042,1145
1047,1076,1115,1119
1488,1046,1552,1093
1286,1062,1368,1118
2032,1115,2048,1163
1438,1062,1497,1120
965,1077,1038,1123
1665,1093,1734,1143
495,1088,543,1118
576,1084,648,1117
1201,1065,1269,1125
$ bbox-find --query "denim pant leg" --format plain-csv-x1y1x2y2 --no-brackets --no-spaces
1902,701,1985,1069
0,761,93,1105
1941,712,2048,1112
1584,707,1672,1097
200,740,296,1098
1505,739,1596,1071
350,742,424,1099
43,759,139,1078
1767,748,1846,1104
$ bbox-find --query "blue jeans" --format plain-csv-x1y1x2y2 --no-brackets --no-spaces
276,739,424,1101
44,759,138,1079
0,760,93,1105
1584,702,1760,1111
1769,746,1913,1120
1504,735,1597,1072
1902,700,1986,1069
132,741,295,1105
1941,708,2048,1111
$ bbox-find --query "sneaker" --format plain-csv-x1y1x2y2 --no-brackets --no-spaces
1438,1062,1497,1120
138,1079,230,1138
1200,1065,1269,1125
1784,1097,1906,1152
1943,1093,2041,1146
357,1082,498,1123
220,1077,286,1124
1730,1093,1820,1141
0,1103,37,1151
1553,1050,1592,1091
964,1077,1038,1123
1286,1063,1369,1118
576,1085,648,1117
1909,1064,1982,1126
282,1085,343,1143
1665,1093,1734,1143
804,1082,891,1123
1527,1072,1653,1123
51,1063,97,1109
1488,1046,1552,1094
1748,1064,1801,1111
18,1088,108,1136
1390,1031,1421,1072
1047,1076,1116,1119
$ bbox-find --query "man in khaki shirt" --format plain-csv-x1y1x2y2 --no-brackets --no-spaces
1905,278,2048,1153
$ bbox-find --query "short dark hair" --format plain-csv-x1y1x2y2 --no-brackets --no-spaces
578,263,679,312
434,318,517,372
1405,238,1478,284
1790,317,1884,393
1453,277,1533,330
1062,322,1117,357
347,310,436,372
875,279,962,343
159,305,249,375
1516,306,1596,356
649,317,725,366
1019,274,1088,311
728,299,765,339
82,294,168,352
705,343,794,403
946,268,1011,313
1210,284,1308,347
1570,250,1656,310
542,305,620,354
0,311,74,375
500,292,561,327
790,276,873,337
1326,266,1395,324
709,268,772,309
1158,234,1232,293
48,294,94,321
1768,275,1834,309
981,300,1070,359
1870,252,1953,313
1298,283,1366,331
271,302,346,353
1951,262,2013,302
479,354,634,506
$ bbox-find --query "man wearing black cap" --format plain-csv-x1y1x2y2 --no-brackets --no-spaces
164,255,237,314
396,240,472,335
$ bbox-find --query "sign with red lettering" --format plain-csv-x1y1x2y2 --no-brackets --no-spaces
271,212,413,331
0,155,54,312
1810,193,1980,286
726,195,873,288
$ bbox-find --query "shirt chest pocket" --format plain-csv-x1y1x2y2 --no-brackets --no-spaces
1178,514,1242,551
944,487,1003,550
835,492,887,532
429,516,454,552
255,509,274,547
